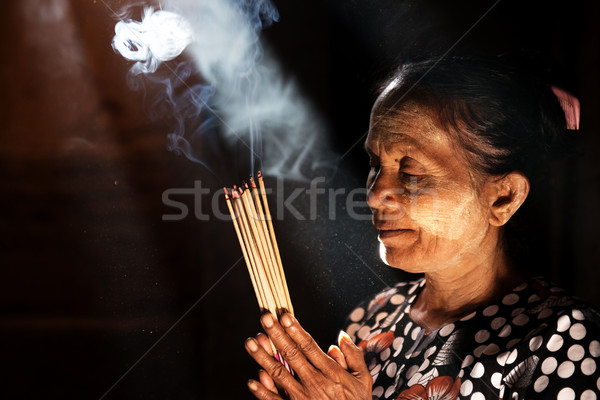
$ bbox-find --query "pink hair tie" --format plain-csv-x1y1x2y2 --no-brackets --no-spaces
551,86,580,130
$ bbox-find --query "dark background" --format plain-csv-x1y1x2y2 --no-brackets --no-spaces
1,0,599,398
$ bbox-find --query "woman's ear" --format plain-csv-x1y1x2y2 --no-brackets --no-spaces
485,171,530,227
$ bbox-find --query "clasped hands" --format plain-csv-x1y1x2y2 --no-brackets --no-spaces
245,312,373,399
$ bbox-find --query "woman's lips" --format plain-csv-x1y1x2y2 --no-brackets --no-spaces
378,229,414,240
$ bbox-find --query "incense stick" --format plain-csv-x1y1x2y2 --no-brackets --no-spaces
224,174,294,317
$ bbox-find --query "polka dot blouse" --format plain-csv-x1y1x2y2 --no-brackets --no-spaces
345,277,600,399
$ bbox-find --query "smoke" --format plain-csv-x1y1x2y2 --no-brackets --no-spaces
112,0,336,181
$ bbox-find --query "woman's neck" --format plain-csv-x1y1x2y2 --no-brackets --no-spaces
409,247,526,332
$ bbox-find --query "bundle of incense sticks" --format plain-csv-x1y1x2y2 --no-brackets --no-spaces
224,172,294,317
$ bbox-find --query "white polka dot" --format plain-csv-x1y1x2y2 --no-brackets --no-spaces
471,392,485,400
513,314,529,326
506,350,518,364
483,305,499,317
597,376,600,390
507,339,520,349
582,358,597,376
460,379,473,396
567,344,585,362
582,390,597,400
547,334,564,352
475,330,490,343
534,375,549,392
439,323,455,337
541,357,558,374
491,317,506,330
528,294,541,303
590,340,600,358
483,344,500,356
375,312,389,323
357,325,372,339
406,365,419,379
346,323,360,338
393,336,404,350
511,307,526,317
514,282,528,291
461,354,474,368
557,315,572,332
572,309,585,320
411,326,421,340
372,386,384,397
418,359,430,372
461,311,477,321
470,362,485,378
498,324,512,337
424,346,437,358
386,362,397,378
458,369,464,378
408,284,419,295
570,323,587,340
390,294,406,305
473,345,486,358
529,336,543,352
380,348,391,361
491,372,502,388
384,385,396,398
502,293,520,305
403,322,413,336
371,364,382,376
557,387,575,400
497,351,510,366
538,308,553,319
557,361,575,378
349,307,365,322
407,372,422,386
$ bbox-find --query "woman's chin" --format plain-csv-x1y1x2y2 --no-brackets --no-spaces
378,243,424,273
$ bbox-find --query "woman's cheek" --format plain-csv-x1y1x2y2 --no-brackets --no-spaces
411,188,482,241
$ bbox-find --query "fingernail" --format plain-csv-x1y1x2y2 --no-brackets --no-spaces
247,379,258,391
261,312,274,328
337,330,353,347
280,313,294,328
327,344,341,354
246,338,258,352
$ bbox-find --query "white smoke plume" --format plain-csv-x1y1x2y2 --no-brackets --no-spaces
112,0,336,180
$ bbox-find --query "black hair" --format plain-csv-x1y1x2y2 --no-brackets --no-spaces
374,55,576,272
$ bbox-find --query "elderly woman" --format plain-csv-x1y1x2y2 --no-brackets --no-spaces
244,56,600,399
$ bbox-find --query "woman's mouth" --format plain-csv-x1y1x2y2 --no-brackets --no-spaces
378,229,414,240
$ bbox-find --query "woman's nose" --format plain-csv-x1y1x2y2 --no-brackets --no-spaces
367,170,405,212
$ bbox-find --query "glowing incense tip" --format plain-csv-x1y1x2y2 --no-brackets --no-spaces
244,181,250,190
224,187,230,198
250,177,257,188
258,171,262,178
232,189,240,199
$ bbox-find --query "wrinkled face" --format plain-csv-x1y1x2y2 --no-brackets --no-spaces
366,101,493,274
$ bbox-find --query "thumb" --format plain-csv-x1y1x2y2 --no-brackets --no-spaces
338,331,371,380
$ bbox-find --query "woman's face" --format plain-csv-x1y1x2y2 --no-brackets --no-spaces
366,101,495,274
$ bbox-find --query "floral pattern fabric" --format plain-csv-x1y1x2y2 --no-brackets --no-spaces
345,277,600,399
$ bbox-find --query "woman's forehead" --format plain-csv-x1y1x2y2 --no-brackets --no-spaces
367,105,448,150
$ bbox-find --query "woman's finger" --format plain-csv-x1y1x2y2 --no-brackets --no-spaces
258,369,279,394
247,379,283,400
338,331,373,386
278,313,340,375
327,345,348,370
245,337,304,394
260,313,318,378
256,333,273,356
